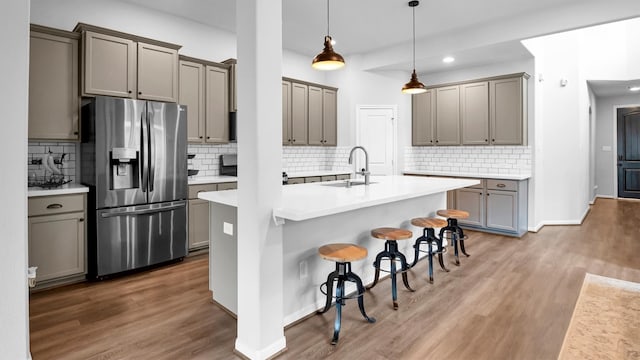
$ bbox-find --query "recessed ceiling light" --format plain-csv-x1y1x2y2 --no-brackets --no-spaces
442,56,455,63
629,86,640,92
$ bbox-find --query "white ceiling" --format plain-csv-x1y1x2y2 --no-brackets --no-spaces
121,0,640,74
589,80,640,98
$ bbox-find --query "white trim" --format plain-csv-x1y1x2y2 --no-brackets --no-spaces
355,105,398,175
612,104,640,198
528,223,545,232
529,205,591,230
235,336,287,360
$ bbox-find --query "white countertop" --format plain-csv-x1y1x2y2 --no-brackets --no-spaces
198,175,479,221
28,183,89,197
188,175,237,185
403,170,531,181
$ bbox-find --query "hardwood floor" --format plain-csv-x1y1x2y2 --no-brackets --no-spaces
29,198,640,359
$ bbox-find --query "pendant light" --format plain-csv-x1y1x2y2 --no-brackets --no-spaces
312,0,345,70
402,0,426,94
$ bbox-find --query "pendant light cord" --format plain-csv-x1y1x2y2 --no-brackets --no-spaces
327,0,330,36
412,4,416,71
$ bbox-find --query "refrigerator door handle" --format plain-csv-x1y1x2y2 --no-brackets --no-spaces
100,203,186,218
149,109,156,192
141,109,149,193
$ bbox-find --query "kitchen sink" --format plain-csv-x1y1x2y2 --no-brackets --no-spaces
320,181,377,188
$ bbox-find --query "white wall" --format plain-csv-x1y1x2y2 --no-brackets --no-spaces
594,94,640,197
0,1,30,359
522,17,640,227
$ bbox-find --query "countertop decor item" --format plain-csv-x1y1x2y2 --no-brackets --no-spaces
401,1,427,94
188,169,200,176
311,0,345,71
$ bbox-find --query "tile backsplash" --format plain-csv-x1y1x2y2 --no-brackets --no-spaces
187,144,356,177
28,142,77,183
404,146,532,175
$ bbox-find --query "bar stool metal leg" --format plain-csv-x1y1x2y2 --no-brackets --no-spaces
317,270,338,314
332,277,345,345
458,226,470,257
346,271,376,323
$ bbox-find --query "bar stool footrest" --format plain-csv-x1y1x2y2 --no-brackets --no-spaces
319,282,366,301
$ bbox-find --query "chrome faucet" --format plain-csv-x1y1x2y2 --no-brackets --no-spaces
348,146,370,185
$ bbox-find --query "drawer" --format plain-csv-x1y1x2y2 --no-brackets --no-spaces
466,179,485,189
321,175,336,182
217,182,237,191
287,177,304,185
305,177,321,183
487,179,517,191
188,184,218,199
336,174,351,181
28,194,84,217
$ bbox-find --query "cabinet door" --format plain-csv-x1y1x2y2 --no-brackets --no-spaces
29,31,79,140
308,86,324,145
461,82,489,145
435,86,461,145
83,31,136,98
188,199,210,250
28,212,85,282
322,89,337,146
137,42,179,102
486,190,518,232
217,182,237,191
490,77,523,145
282,81,292,145
455,188,484,227
412,89,435,146
205,65,229,143
179,60,205,143
290,82,308,145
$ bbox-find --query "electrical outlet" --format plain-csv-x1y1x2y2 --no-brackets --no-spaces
223,222,234,236
299,260,308,280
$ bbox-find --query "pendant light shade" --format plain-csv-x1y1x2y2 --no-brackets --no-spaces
402,0,426,94
312,0,345,70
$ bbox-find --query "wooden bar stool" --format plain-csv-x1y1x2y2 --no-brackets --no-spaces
367,227,415,309
410,217,449,283
437,209,471,266
317,243,376,345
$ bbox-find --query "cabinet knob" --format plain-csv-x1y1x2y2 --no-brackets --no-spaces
292,139,296,142
128,90,132,94
74,131,79,135
492,139,495,142
430,140,433,143
485,139,488,142
207,136,211,139
435,140,439,143
199,136,203,139
79,218,85,222
138,91,142,95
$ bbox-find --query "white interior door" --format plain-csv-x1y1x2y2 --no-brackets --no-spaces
356,106,396,175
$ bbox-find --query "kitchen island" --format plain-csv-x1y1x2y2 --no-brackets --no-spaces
198,175,478,325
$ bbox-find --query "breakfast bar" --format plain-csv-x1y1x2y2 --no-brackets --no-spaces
198,175,478,325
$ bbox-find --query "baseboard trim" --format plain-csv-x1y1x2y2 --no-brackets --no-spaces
528,223,544,232
235,336,287,360
529,206,591,230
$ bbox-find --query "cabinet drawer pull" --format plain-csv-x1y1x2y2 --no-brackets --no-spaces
79,218,85,222
46,203,63,209
496,183,506,188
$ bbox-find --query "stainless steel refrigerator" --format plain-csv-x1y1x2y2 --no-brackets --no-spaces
81,96,188,278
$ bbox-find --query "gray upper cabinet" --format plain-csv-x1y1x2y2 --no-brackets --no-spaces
29,26,80,141
435,86,461,145
282,81,292,145
178,57,229,144
308,86,337,146
137,42,179,102
322,88,337,146
290,82,308,145
222,58,237,112
308,86,324,145
82,31,137,98
412,89,435,146
179,60,205,142
461,82,489,145
205,65,229,143
76,23,181,102
411,73,528,146
490,76,526,145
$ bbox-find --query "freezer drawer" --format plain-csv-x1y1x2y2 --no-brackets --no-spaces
93,200,187,277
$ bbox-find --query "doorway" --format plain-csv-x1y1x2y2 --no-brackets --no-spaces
355,105,397,176
617,107,640,199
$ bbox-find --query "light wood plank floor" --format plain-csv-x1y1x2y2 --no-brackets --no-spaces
29,198,640,359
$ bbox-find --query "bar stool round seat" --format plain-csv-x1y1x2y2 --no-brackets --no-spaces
319,243,368,263
437,209,471,266
317,243,375,345
367,227,415,309
410,217,449,283
436,209,469,220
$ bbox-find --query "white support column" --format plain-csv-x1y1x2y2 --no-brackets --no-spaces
235,0,286,359
0,0,31,359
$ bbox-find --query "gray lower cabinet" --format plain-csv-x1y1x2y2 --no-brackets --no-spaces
287,174,349,185
454,178,528,237
188,198,211,250
28,193,86,287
